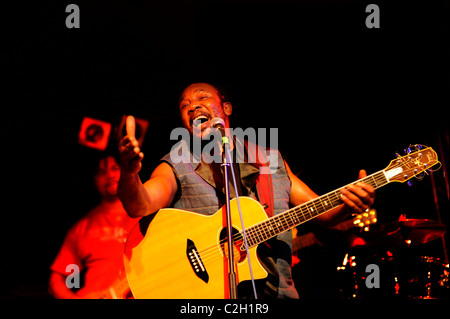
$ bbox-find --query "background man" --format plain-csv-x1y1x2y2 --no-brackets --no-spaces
49,153,137,299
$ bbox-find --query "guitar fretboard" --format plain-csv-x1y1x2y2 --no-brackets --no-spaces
243,170,388,248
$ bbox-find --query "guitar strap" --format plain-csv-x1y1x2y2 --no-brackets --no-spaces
244,140,275,218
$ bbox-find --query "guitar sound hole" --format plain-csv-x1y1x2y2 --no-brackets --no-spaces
219,227,247,263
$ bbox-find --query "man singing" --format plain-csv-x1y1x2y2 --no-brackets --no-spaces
118,82,375,299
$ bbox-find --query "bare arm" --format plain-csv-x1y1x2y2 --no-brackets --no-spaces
117,116,178,218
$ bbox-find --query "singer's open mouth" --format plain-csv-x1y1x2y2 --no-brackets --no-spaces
190,114,211,128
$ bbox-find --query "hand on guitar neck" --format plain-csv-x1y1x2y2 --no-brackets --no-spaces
339,169,376,215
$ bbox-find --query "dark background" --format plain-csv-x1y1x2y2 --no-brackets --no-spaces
0,0,449,298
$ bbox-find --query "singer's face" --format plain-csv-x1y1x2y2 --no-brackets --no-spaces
179,83,231,139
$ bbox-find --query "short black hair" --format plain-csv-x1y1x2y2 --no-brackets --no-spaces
214,83,231,104
177,82,232,106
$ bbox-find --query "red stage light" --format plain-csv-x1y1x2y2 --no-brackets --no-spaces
78,117,112,151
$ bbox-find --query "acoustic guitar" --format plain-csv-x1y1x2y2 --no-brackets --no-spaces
124,145,439,299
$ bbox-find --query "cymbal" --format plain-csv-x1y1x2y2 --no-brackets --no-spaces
314,228,367,250
385,219,447,245
340,219,446,257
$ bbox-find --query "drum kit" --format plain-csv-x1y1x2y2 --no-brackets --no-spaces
335,217,449,299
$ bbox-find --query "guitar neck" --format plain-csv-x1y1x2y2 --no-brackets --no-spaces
244,170,388,248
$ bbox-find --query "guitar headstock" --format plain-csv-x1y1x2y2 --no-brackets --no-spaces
384,145,440,183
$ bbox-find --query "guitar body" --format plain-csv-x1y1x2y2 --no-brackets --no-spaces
124,197,269,299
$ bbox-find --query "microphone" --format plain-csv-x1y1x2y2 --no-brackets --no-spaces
210,117,225,134
210,117,229,145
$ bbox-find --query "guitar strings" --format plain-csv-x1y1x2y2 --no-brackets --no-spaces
196,172,389,264
129,153,433,293
187,155,425,265
197,172,416,265
245,151,430,245
198,171,389,253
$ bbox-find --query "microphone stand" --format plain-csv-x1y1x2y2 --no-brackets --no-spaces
212,118,256,299
220,133,238,299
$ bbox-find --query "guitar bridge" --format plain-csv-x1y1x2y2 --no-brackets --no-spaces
186,239,209,283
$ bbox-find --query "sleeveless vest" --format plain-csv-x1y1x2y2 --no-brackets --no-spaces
161,138,299,299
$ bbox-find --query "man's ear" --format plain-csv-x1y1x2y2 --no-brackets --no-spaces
223,102,232,116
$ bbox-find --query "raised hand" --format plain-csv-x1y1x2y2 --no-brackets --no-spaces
118,115,144,174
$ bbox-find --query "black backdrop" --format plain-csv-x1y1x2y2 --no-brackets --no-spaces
0,0,449,298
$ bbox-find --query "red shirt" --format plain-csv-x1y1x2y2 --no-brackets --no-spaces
51,204,138,298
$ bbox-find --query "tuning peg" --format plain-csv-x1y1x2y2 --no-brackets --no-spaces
404,146,412,154
404,144,424,155
407,180,413,187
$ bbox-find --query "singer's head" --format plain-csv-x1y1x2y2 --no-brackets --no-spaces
178,82,232,139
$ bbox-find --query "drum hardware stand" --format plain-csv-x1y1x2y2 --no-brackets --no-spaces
337,253,360,299
430,134,449,265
